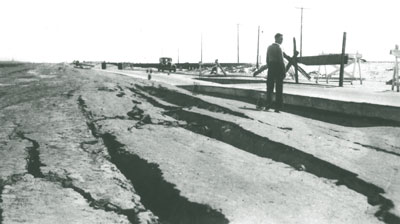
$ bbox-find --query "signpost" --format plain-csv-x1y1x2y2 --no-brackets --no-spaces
350,53,363,85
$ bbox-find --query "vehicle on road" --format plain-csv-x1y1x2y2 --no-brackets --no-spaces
158,57,176,73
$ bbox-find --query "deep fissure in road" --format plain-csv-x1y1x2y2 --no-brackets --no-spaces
128,85,399,223
14,127,142,223
178,85,400,128
78,95,227,224
129,87,178,111
354,142,400,157
78,85,400,223
46,174,141,224
78,96,99,137
161,108,400,224
101,133,229,224
77,96,146,223
136,85,251,119
16,132,44,178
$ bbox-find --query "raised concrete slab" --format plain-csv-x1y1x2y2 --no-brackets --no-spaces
179,84,400,123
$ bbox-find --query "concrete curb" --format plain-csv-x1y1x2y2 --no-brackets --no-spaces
179,85,400,123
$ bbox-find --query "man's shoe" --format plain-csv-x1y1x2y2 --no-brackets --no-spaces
274,109,280,113
263,107,270,111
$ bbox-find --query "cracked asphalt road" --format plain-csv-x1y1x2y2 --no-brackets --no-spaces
1,63,400,224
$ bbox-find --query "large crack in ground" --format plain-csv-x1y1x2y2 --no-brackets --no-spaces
135,85,251,120
15,132,44,178
77,84,400,223
101,133,229,224
163,109,400,223
129,87,178,111
178,86,400,128
354,142,400,157
128,86,400,224
12,129,144,224
45,173,141,224
78,94,229,223
78,96,100,137
77,96,160,223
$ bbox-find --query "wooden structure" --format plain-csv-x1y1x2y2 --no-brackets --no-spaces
252,33,347,87
298,54,348,65
315,53,363,85
283,50,311,81
298,32,349,86
253,37,310,82
252,64,268,77
390,45,400,92
292,38,299,83
298,32,348,86
210,59,227,76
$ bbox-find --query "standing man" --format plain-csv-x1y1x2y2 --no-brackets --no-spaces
265,33,286,112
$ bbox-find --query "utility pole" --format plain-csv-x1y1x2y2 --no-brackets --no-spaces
201,33,203,63
296,7,309,58
200,33,203,76
177,48,180,64
256,25,260,69
237,24,240,63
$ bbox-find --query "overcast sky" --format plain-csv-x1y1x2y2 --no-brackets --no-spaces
1,0,399,63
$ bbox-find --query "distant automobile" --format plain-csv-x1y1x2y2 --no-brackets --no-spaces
158,57,176,73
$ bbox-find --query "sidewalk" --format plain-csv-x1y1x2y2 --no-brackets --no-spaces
99,69,400,122
231,80,400,107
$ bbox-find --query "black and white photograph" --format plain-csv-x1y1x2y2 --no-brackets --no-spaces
1,0,400,223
